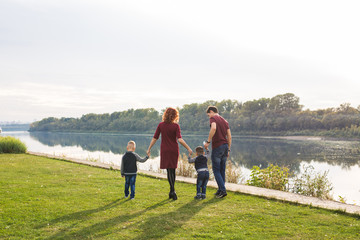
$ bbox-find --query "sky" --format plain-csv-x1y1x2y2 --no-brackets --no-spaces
1,0,360,123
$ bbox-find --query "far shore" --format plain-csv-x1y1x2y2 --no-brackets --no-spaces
4,129,360,141
260,136,323,141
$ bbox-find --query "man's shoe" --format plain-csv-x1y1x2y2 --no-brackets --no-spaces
216,191,227,198
194,195,202,200
214,190,221,196
201,194,206,200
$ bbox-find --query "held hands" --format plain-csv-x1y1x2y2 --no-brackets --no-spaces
146,149,151,156
188,148,193,157
204,141,210,150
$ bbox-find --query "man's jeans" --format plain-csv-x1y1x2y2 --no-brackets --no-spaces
125,174,137,198
196,171,209,196
211,143,228,192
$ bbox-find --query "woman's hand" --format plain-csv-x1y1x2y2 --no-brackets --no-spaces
188,148,193,156
147,138,158,158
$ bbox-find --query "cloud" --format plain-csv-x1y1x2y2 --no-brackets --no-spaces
1,0,360,121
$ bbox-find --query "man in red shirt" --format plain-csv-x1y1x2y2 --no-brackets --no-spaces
204,106,232,198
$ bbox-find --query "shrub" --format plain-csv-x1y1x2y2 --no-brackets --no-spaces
176,153,243,184
247,164,290,191
291,165,333,199
0,136,27,153
176,153,196,178
226,160,243,184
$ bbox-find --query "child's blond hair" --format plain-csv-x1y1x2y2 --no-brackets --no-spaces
127,140,136,150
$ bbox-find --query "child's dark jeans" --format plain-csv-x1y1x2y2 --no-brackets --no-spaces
196,171,209,197
124,174,137,198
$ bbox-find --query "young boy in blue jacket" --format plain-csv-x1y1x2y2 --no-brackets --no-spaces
188,146,210,199
121,140,149,200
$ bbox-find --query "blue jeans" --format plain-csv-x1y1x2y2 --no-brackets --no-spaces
211,143,228,192
196,171,209,196
124,174,137,198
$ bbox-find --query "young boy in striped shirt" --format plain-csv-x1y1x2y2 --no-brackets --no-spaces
121,141,149,200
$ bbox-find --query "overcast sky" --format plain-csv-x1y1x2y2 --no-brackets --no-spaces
1,0,360,122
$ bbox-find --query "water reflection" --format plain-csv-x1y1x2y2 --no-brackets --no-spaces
229,137,360,173
29,132,159,157
29,132,360,174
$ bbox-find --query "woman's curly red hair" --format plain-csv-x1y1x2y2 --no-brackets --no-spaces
162,107,179,123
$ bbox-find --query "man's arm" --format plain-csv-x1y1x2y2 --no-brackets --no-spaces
134,153,149,163
226,128,232,157
227,128,232,150
204,122,216,150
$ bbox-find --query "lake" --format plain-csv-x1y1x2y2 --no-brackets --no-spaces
3,131,360,204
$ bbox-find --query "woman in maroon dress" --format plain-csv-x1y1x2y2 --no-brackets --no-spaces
147,107,192,200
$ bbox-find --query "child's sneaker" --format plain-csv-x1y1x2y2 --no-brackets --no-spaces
130,197,135,200
124,195,129,198
194,194,202,200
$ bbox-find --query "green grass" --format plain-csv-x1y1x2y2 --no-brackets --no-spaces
0,136,27,153
1,154,359,239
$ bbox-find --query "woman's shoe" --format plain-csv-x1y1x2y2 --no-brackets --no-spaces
169,191,178,200
169,191,177,200
172,192,177,200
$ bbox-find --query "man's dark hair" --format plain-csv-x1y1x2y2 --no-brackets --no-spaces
195,146,204,154
206,106,218,113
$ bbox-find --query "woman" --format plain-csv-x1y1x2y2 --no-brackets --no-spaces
147,107,192,200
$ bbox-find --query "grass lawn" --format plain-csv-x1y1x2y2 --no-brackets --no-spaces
1,154,359,239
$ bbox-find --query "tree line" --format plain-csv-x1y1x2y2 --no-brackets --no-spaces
29,93,360,138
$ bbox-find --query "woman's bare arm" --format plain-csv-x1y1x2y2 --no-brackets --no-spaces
178,138,193,156
147,138,158,156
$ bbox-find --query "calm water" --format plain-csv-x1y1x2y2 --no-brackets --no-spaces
3,131,360,204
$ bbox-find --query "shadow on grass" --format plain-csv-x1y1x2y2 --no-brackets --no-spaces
36,198,123,230
44,198,170,239
43,196,221,239
131,197,220,240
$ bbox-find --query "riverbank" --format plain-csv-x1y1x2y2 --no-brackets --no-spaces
27,151,360,215
1,154,359,239
4,130,360,204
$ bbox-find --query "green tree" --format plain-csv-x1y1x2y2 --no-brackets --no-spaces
269,93,302,112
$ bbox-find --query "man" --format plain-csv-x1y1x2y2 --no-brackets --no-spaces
204,106,232,198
